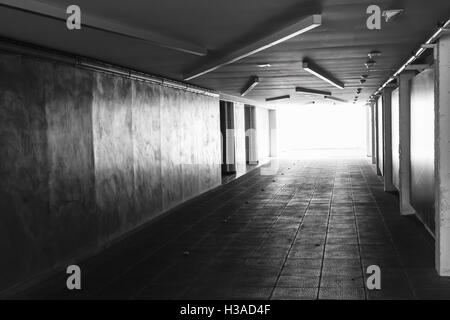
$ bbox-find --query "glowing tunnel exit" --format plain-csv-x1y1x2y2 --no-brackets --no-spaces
276,102,368,158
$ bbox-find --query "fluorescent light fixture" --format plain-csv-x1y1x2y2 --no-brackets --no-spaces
184,14,322,80
241,76,260,97
371,18,450,98
324,96,348,103
266,95,290,102
0,0,207,56
368,50,382,59
257,63,271,68
295,87,331,97
365,58,376,69
302,61,344,89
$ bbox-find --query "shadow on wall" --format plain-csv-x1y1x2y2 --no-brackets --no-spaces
0,53,221,293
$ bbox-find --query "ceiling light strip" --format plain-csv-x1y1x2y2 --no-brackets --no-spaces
0,0,206,56
241,76,260,97
324,96,348,103
184,15,322,80
295,87,332,96
266,95,291,102
302,61,344,89
371,18,450,99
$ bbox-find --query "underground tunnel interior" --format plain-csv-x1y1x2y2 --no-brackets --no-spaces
0,0,450,302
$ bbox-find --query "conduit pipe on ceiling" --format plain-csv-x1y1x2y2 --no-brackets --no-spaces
76,62,220,97
370,18,450,100
0,38,219,98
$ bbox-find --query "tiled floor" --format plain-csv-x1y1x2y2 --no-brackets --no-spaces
14,158,450,299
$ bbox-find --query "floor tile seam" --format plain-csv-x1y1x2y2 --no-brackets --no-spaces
318,166,337,297
268,170,318,299
358,161,417,299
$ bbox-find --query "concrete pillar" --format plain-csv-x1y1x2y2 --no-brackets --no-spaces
398,70,417,215
435,33,450,276
371,103,376,164
366,105,372,158
233,103,246,174
220,100,236,174
382,87,395,192
245,105,258,165
375,100,382,174
269,109,277,157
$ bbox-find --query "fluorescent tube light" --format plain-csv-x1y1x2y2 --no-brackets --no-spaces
241,76,260,96
324,96,348,103
185,15,322,80
295,87,331,97
266,95,291,102
302,61,344,89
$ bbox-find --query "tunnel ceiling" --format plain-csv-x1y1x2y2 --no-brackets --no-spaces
0,0,449,106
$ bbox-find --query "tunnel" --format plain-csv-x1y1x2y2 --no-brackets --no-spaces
1,0,450,302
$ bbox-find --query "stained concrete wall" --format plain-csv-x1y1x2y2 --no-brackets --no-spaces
0,53,221,292
410,68,435,233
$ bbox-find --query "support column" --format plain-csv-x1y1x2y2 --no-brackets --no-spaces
233,103,246,174
382,87,395,191
375,100,381,174
398,70,417,215
371,103,376,164
366,105,372,158
269,109,277,157
245,105,258,165
220,100,236,174
435,33,450,276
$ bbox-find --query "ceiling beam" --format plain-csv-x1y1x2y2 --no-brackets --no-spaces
184,14,322,81
0,0,207,56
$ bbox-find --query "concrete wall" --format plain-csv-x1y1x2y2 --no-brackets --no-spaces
391,88,400,191
410,68,435,233
0,53,221,292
